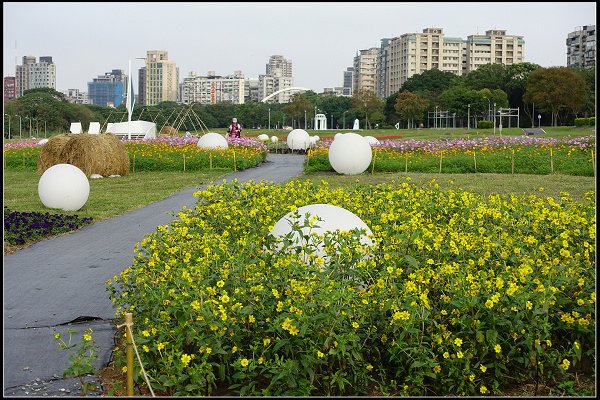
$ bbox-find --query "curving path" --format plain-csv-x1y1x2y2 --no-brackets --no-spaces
3,153,306,396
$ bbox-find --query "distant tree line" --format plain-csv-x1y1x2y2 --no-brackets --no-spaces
3,65,595,137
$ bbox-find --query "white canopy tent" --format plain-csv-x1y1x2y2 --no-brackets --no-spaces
105,120,157,140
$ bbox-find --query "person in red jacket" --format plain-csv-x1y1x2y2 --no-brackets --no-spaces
227,118,242,138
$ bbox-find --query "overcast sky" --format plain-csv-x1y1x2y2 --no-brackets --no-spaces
3,2,596,93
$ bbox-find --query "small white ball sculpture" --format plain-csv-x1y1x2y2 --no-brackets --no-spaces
286,129,310,150
38,138,49,145
197,132,228,149
256,133,270,142
270,136,279,143
363,136,380,146
38,164,90,211
328,132,373,175
270,203,375,260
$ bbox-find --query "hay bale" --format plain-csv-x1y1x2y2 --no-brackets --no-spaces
37,134,73,175
160,125,178,136
37,133,129,177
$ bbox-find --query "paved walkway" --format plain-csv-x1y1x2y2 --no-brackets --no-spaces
3,153,306,396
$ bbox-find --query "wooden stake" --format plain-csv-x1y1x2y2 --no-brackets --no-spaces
438,152,442,173
550,147,554,174
233,148,237,171
126,313,134,397
209,152,212,170
511,149,515,175
592,150,596,178
371,151,376,175
183,154,186,172
473,151,477,172
405,154,408,173
132,154,135,174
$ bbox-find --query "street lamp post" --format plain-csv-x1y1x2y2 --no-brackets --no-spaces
44,120,47,138
331,114,333,130
304,110,307,130
485,97,491,121
467,104,470,130
343,111,347,130
435,106,438,129
538,114,541,128
268,108,271,130
17,115,22,139
4,114,10,139
493,103,496,135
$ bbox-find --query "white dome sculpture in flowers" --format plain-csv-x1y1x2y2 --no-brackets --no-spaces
197,132,228,149
363,136,380,146
270,136,279,143
256,133,270,142
334,132,344,140
286,129,310,150
269,203,375,262
328,132,372,175
38,163,90,211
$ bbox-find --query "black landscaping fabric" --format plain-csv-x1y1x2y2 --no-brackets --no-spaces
3,153,306,395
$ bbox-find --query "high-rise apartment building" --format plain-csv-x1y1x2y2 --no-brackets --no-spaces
181,70,246,105
15,55,56,97
138,67,146,106
145,50,178,106
465,29,524,72
87,69,126,107
353,48,379,94
259,55,294,103
385,28,524,95
376,39,392,98
566,25,596,68
342,67,354,96
4,76,16,100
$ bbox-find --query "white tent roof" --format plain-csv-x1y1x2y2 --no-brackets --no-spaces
105,120,156,140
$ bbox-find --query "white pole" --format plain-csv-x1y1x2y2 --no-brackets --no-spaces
128,60,132,140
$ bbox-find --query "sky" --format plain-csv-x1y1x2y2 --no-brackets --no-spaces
3,2,596,93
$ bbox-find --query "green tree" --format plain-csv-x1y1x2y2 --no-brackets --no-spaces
401,69,460,101
394,91,428,128
463,63,507,91
523,67,588,126
352,89,384,129
284,93,313,129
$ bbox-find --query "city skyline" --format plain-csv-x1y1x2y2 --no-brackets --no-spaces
3,2,596,93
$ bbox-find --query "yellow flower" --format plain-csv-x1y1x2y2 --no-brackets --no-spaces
454,338,463,347
443,352,450,359
480,385,488,394
232,346,238,353
181,353,191,366
469,374,475,382
456,351,464,359
143,345,149,352
263,337,271,346
258,356,264,364
317,351,324,358
122,366,127,373
241,358,249,367
494,344,502,354
561,359,570,371
352,322,359,329
217,280,225,287
83,334,92,342
480,365,487,372
433,365,441,373
366,364,373,371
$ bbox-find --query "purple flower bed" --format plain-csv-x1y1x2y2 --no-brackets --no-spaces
4,207,93,245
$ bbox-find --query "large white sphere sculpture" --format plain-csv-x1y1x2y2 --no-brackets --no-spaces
197,132,228,149
334,133,344,140
38,164,90,211
363,136,380,146
286,129,310,150
270,136,279,143
328,132,372,175
270,203,375,261
256,133,270,142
